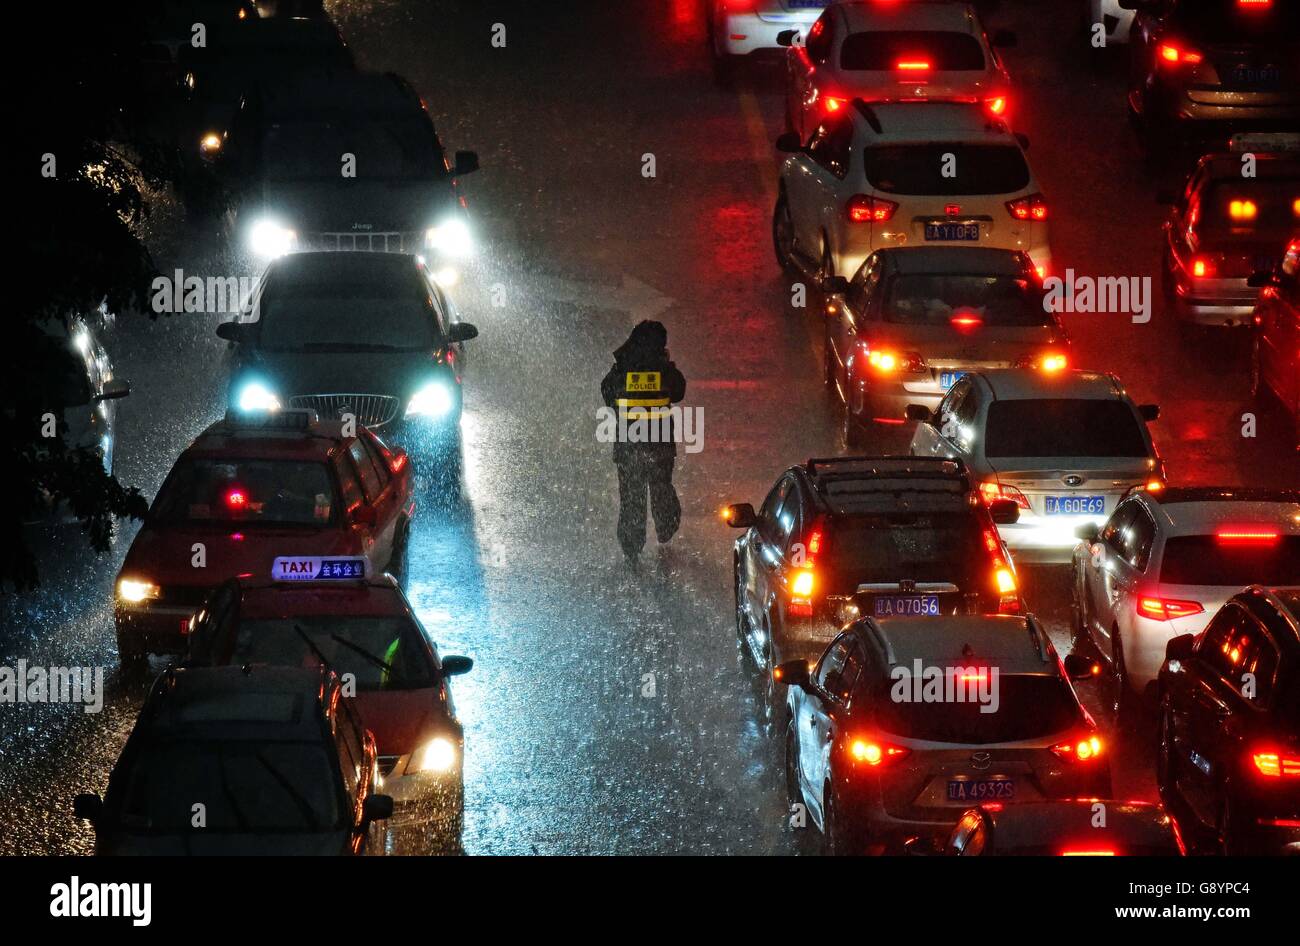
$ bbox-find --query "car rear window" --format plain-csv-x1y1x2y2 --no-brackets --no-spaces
864,145,1030,196
223,616,437,690
874,674,1081,744
839,30,986,71
259,296,437,352
984,400,1150,458
152,459,337,526
830,513,990,584
1171,0,1300,43
1199,179,1300,240
884,274,1052,326
1159,535,1300,585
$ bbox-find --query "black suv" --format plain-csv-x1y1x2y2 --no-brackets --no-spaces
723,455,1022,725
1124,0,1300,155
1158,585,1300,855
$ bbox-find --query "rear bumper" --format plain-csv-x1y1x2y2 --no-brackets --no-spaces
715,12,817,56
1145,85,1300,134
1170,278,1257,327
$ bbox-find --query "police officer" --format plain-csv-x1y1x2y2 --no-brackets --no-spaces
600,321,687,561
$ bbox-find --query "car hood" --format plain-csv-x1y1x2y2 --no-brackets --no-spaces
121,525,351,588
243,179,457,233
353,689,443,756
242,348,446,401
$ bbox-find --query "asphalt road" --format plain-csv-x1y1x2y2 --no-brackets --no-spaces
2,0,1296,855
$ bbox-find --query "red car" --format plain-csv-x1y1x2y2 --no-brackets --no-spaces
114,409,414,663
1249,237,1300,448
186,567,472,853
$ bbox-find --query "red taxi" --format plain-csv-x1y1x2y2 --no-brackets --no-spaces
185,562,471,853
113,409,414,664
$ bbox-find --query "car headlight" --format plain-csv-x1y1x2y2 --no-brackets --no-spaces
248,219,297,259
405,382,454,418
199,132,222,155
424,218,473,257
237,381,281,412
409,736,458,774
117,578,160,603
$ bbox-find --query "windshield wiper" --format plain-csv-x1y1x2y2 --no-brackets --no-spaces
329,633,408,687
254,749,322,831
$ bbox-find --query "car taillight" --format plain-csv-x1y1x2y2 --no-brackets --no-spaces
1252,751,1300,777
848,738,910,767
979,480,1031,510
1136,596,1205,621
1157,41,1203,65
1006,194,1048,221
788,568,816,617
823,95,848,114
1060,848,1116,856
847,194,898,223
1191,255,1214,278
1052,735,1104,762
985,95,1008,117
895,59,931,72
1238,0,1273,9
225,488,248,510
951,313,982,329
1216,528,1280,544
1228,199,1258,221
1027,351,1068,372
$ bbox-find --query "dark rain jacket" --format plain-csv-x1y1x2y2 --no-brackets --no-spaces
600,321,687,461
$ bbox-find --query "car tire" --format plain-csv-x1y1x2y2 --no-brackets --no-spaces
842,396,868,449
773,191,798,277
1249,336,1266,402
1069,573,1089,651
734,560,753,663
1155,698,1175,795
1109,624,1137,723
387,517,411,578
785,718,803,814
1216,793,1239,856
822,784,861,856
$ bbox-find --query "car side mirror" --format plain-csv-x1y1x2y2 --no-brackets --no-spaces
73,793,103,822
216,320,253,343
1015,133,1030,151
1138,404,1160,422
446,322,478,343
822,275,850,295
991,30,1017,48
453,150,479,176
721,502,757,529
776,29,798,47
1074,522,1101,542
362,794,394,823
1247,270,1274,288
1165,633,1196,662
352,505,378,528
1063,653,1102,681
94,378,131,402
904,404,934,424
775,132,803,154
988,499,1019,525
441,655,473,676
773,659,810,691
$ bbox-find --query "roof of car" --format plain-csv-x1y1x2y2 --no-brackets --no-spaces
796,456,974,514
1197,151,1300,179
1139,489,1300,536
838,0,978,34
876,246,1034,276
143,665,336,738
860,614,1055,674
975,368,1123,401
980,801,1179,853
1239,585,1300,646
853,102,1014,142
187,411,350,461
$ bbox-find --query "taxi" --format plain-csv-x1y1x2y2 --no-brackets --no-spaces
186,559,472,854
113,409,414,665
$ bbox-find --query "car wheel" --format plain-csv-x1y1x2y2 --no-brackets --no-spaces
1069,574,1089,651
823,784,860,856
1216,794,1238,856
387,517,410,578
823,329,838,391
773,192,798,277
842,394,868,448
734,560,752,660
1249,336,1265,401
818,237,835,286
785,718,803,812
1109,625,1136,723
1155,698,1175,794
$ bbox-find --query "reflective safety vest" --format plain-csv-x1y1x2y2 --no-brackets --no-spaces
615,370,671,420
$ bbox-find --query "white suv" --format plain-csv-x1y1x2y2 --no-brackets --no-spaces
1071,487,1300,706
773,101,1051,287
709,0,826,82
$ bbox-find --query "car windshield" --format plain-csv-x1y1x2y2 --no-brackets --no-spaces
257,296,437,352
884,274,1051,326
1199,179,1300,241
118,739,343,833
874,674,1081,744
865,145,1030,195
984,399,1149,458
840,30,986,71
194,51,351,100
223,616,437,690
831,513,990,584
1171,0,1300,43
262,118,441,181
152,459,336,526
1159,535,1300,585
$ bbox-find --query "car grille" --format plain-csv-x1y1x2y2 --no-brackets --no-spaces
289,393,399,428
378,755,402,777
303,231,418,253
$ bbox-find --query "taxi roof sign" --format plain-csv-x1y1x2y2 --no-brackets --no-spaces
271,556,368,582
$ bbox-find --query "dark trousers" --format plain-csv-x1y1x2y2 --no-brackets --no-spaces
616,452,680,557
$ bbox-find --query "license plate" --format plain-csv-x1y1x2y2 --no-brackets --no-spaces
948,778,1015,802
1232,64,1279,87
925,223,979,241
1044,495,1104,515
873,594,941,617
940,370,966,390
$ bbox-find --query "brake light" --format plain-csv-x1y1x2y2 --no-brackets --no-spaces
1293,197,1300,217
985,95,1008,117
1136,596,1205,621
895,59,931,71
1157,42,1203,65
1252,751,1300,777
389,452,408,474
994,567,1017,595
1039,352,1068,373
849,738,910,766
847,194,898,223
225,488,248,510
1061,848,1116,856
1052,736,1104,762
788,568,816,617
951,314,982,328
979,480,1031,510
867,349,899,372
1228,199,1258,221
1191,256,1214,278
823,95,848,114
1006,194,1048,221
791,569,814,597
1238,0,1272,8
1216,529,1280,543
